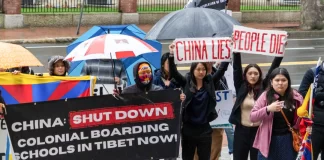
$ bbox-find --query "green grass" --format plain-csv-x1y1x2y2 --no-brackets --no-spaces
21,5,301,13
241,5,300,11
21,5,183,13
21,7,118,13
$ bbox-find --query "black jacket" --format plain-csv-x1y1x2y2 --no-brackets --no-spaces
299,67,315,97
299,66,324,126
228,53,283,125
168,56,229,123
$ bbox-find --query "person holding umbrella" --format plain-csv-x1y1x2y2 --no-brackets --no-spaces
153,52,180,90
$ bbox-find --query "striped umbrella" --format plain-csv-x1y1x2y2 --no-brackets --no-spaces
65,34,158,62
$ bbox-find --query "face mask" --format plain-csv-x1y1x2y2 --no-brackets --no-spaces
138,63,152,84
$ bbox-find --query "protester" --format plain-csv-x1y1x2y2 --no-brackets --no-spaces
121,61,163,94
228,52,283,160
168,44,229,160
153,52,180,90
298,60,324,160
7,66,34,75
81,59,127,88
192,62,227,160
48,55,70,76
250,68,303,159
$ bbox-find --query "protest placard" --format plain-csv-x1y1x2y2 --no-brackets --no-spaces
173,38,232,64
4,90,181,160
232,25,288,57
210,90,234,127
0,73,95,160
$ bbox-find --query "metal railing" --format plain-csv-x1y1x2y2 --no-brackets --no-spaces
21,0,119,13
241,0,300,11
137,0,187,12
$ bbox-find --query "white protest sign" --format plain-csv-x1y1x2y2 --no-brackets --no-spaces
210,90,234,127
93,84,123,96
173,38,232,64
232,25,288,57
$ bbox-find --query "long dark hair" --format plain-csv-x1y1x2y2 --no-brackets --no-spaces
161,52,170,80
189,62,208,88
243,64,263,99
266,68,294,109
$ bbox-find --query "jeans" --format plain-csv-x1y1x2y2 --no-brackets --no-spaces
224,125,234,154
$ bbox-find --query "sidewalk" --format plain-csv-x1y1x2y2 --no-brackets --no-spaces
0,22,311,43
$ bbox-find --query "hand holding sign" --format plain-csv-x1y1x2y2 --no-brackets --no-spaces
232,26,288,57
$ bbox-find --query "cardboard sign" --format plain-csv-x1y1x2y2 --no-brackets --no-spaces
232,25,288,57
173,38,232,64
210,90,234,127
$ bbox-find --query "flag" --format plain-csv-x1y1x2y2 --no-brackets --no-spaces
296,58,322,160
297,131,313,160
0,72,95,160
0,73,95,105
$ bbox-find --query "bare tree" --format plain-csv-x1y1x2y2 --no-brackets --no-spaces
300,0,324,30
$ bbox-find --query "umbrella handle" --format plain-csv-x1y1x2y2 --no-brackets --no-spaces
110,52,118,91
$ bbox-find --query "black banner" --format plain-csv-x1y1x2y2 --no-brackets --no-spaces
5,90,182,160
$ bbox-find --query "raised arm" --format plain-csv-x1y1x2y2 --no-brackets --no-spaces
233,52,244,93
168,44,186,88
212,62,229,83
263,57,283,89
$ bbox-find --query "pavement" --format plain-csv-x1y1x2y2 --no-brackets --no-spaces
1,22,322,160
1,22,324,43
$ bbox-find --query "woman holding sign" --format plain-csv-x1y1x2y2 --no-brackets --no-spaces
228,52,283,160
250,68,303,159
168,44,229,160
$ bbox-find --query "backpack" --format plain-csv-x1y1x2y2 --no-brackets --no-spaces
312,61,324,108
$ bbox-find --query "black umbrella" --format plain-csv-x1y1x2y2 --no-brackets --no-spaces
145,8,241,40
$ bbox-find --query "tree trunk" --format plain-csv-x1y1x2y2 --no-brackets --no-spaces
300,0,324,30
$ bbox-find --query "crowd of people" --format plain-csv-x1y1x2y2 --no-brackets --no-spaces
0,41,324,160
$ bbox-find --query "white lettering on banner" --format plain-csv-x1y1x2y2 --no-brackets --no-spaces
16,145,75,160
232,25,288,57
12,118,65,132
173,38,232,64
210,90,234,126
72,107,168,125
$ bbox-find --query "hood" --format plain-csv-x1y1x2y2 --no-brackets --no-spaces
48,55,70,76
133,61,153,91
